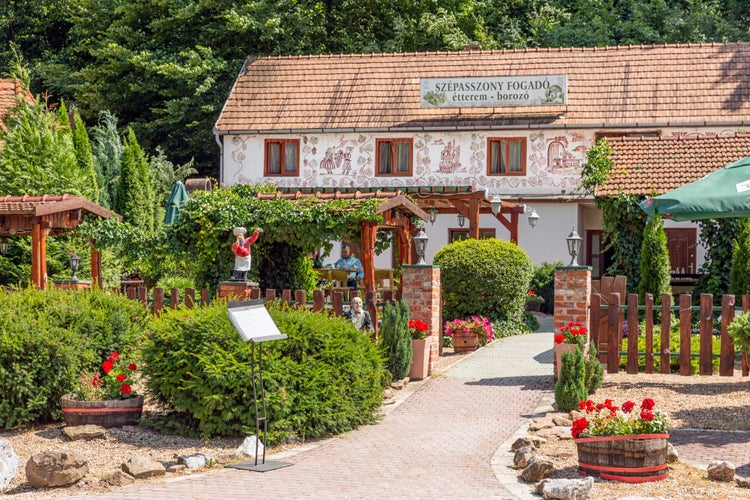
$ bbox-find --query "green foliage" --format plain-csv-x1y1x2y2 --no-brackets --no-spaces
523,311,539,332
638,217,671,303
141,300,385,440
0,288,149,428
584,348,604,394
380,300,412,381
90,110,123,209
150,147,197,226
116,128,155,231
695,219,741,300
71,108,99,202
730,219,750,296
728,310,750,352
554,348,587,412
434,238,533,326
530,261,562,314
596,194,647,293
580,138,614,192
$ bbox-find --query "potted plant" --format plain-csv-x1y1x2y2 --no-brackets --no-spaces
408,319,431,380
525,289,544,312
571,398,671,482
443,316,494,352
61,351,143,427
554,321,589,380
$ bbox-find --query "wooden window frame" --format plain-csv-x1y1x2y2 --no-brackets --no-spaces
487,137,526,176
375,138,413,177
264,139,300,176
448,228,496,242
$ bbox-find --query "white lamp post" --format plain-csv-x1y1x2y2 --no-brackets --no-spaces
565,229,583,266
413,230,428,265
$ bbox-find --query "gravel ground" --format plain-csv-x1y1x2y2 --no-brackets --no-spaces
2,367,749,498
530,370,750,500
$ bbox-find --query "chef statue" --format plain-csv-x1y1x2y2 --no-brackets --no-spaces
230,226,263,281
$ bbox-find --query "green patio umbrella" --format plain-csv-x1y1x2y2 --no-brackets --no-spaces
640,157,750,221
164,181,189,224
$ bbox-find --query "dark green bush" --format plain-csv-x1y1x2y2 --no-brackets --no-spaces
585,349,604,394
0,288,149,428
530,261,562,314
638,217,671,304
554,348,587,412
141,300,386,441
380,300,412,380
434,238,533,326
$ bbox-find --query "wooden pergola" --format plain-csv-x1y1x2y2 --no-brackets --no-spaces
257,189,429,294
0,195,115,289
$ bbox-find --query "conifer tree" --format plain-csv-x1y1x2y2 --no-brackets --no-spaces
554,348,586,412
115,128,154,231
72,110,99,203
90,111,123,209
638,217,672,303
381,300,412,380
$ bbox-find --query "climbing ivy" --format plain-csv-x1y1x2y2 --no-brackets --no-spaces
694,218,740,301
580,138,614,193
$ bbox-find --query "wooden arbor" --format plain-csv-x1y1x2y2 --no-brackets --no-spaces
407,186,524,243
256,189,429,294
0,195,115,289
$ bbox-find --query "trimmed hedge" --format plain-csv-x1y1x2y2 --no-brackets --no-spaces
141,300,386,441
0,288,149,428
434,238,534,328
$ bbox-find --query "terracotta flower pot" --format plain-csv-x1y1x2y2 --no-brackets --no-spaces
409,338,431,380
452,329,479,352
61,394,144,427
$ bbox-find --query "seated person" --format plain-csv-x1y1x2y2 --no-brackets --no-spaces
345,297,374,331
334,244,364,290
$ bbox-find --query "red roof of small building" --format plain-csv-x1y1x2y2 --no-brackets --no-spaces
598,133,750,196
0,78,32,121
216,43,750,134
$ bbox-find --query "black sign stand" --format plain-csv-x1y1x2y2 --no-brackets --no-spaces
225,299,292,472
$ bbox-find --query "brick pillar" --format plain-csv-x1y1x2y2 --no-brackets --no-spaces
401,265,441,375
553,266,592,377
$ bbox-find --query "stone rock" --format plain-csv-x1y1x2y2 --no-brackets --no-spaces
0,439,19,491
236,436,265,458
122,455,166,479
528,417,556,432
536,426,573,440
568,410,584,420
552,415,572,427
214,452,236,464
63,425,106,441
513,445,537,469
390,379,408,390
383,397,396,405
25,450,88,487
383,388,393,399
707,460,735,482
511,436,547,451
179,454,206,470
521,456,554,482
167,464,187,473
538,476,594,500
736,476,750,488
103,469,135,487
666,442,678,464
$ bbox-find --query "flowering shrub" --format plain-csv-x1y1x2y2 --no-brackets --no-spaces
443,316,494,345
526,290,544,303
408,319,429,340
554,321,588,346
571,398,670,438
77,352,138,401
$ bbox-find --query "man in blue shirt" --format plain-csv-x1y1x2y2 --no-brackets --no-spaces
335,244,364,290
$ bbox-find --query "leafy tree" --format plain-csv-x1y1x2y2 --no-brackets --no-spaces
638,216,672,303
694,218,740,300
149,147,197,227
730,218,750,296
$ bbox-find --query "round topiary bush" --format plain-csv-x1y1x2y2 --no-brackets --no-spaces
434,238,534,332
141,300,386,441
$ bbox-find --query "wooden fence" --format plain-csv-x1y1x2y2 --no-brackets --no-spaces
123,285,400,328
590,290,749,377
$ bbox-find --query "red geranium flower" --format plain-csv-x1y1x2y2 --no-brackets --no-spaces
128,363,137,371
116,374,126,382
621,400,636,413
120,384,132,395
641,398,655,410
554,334,565,344
640,409,654,422
101,360,113,373
571,417,589,438
108,352,120,362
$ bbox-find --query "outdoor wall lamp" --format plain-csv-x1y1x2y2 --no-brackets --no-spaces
490,195,502,216
457,212,466,227
565,229,583,266
69,252,80,283
527,208,540,228
0,238,7,256
413,229,428,265
428,203,437,225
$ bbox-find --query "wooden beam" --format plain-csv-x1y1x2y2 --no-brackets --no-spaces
360,221,377,293
469,198,480,239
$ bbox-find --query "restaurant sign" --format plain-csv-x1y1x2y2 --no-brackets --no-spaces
420,75,567,108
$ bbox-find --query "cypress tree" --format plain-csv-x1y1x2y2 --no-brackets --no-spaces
554,348,587,412
381,300,412,381
638,217,672,304
91,111,123,209
72,110,99,203
116,128,154,231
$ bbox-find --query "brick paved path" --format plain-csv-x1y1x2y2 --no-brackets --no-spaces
72,327,555,500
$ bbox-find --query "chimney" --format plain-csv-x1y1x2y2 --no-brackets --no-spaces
464,43,482,51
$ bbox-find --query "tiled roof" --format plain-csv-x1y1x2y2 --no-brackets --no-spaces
0,78,31,121
0,194,113,218
598,133,750,196
216,43,750,134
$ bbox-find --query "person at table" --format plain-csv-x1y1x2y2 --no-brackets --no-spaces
334,244,363,290
345,296,374,332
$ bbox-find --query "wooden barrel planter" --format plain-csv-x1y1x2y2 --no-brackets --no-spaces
574,433,669,483
452,330,479,352
61,394,144,427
